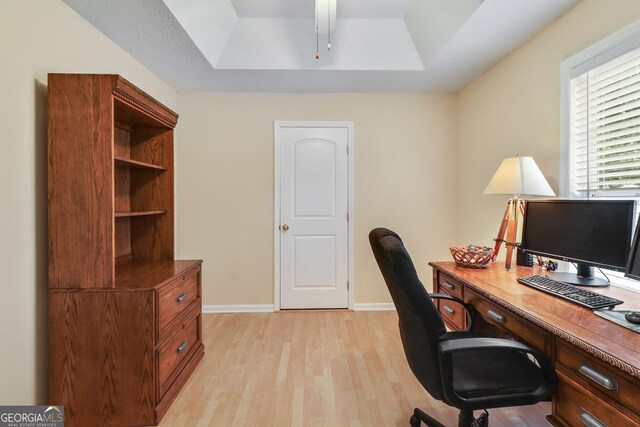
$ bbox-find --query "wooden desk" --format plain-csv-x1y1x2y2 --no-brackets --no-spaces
430,262,640,427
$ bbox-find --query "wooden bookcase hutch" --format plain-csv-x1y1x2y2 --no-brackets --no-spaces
47,74,204,426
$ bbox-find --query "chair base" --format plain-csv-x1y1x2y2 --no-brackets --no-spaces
409,408,488,427
409,408,446,427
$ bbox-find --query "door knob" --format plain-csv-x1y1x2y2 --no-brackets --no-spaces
282,224,289,231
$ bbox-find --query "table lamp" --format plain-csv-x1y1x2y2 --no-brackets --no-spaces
484,155,555,269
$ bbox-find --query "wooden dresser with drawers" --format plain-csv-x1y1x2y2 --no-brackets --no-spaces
47,74,204,426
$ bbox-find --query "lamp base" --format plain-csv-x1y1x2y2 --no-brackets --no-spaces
492,197,525,270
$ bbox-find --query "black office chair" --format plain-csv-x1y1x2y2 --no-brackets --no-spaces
369,228,556,427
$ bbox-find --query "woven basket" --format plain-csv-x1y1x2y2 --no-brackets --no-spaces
449,245,494,268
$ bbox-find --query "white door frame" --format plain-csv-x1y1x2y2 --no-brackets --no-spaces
273,121,354,310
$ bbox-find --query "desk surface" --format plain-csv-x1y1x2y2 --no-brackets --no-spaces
429,262,640,380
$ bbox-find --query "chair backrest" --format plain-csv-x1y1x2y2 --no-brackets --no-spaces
369,227,448,400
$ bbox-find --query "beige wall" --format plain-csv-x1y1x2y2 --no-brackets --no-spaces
175,93,459,306
458,0,640,247
0,0,176,404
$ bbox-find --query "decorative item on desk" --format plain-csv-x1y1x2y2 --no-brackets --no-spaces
450,245,494,268
484,155,555,270
541,260,558,271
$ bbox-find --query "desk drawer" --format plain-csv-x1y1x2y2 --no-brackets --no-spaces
437,298,465,331
555,371,640,427
158,270,199,333
158,311,200,398
556,339,640,418
465,288,549,353
438,274,464,299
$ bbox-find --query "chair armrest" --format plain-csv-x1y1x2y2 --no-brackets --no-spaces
438,337,556,409
429,293,475,332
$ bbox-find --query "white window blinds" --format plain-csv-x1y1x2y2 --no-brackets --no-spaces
570,46,640,198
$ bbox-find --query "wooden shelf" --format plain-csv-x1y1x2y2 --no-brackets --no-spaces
115,210,166,218
114,156,166,171
49,74,195,427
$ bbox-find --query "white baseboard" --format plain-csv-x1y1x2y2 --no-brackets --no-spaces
353,303,396,311
203,303,395,313
203,304,275,313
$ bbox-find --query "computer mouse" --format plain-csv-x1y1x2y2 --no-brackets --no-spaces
625,311,640,325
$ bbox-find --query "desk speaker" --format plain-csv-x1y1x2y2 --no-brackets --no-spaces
517,249,534,267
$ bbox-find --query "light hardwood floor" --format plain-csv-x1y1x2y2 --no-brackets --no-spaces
160,311,551,426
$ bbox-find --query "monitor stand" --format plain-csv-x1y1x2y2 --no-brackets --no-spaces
547,263,609,288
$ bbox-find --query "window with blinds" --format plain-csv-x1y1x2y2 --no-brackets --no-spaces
569,46,640,198
563,23,640,290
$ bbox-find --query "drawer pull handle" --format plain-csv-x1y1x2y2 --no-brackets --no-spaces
442,282,455,291
176,293,188,303
579,364,618,391
443,305,456,315
487,309,505,324
579,408,607,427
177,341,188,354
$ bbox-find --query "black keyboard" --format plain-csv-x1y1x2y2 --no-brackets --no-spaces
517,274,624,310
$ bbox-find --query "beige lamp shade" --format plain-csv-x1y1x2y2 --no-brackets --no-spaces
484,156,555,196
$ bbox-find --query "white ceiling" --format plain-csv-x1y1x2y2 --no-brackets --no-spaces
61,0,577,92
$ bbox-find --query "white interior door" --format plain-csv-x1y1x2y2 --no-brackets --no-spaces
278,125,350,309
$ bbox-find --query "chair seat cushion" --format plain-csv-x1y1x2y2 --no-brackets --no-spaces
447,333,543,400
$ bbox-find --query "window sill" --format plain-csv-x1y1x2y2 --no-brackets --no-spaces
607,271,640,293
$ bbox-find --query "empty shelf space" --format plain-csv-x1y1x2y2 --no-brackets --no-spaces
114,156,166,171
115,210,167,218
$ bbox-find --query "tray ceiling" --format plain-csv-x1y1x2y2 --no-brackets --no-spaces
62,0,577,92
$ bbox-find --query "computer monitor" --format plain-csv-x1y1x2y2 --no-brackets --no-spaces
520,200,635,287
625,219,640,281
